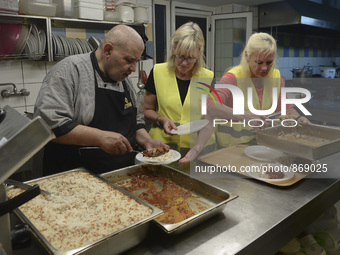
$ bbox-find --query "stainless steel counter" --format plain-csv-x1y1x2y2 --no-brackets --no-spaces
123,152,340,255
12,153,340,255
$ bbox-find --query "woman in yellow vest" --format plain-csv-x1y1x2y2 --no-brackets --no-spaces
143,22,215,157
180,32,310,163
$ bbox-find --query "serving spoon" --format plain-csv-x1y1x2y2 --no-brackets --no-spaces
5,179,56,198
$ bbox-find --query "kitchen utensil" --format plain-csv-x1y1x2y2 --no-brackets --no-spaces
267,111,281,119
197,144,309,186
0,106,54,255
5,179,55,198
79,147,167,158
53,0,74,18
170,119,209,135
137,61,145,90
74,0,104,20
0,24,22,56
256,125,340,160
19,1,57,16
116,4,134,23
0,183,40,255
320,66,336,78
244,145,285,162
134,6,148,23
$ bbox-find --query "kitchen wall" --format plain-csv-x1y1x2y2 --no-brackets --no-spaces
0,0,153,115
2,1,340,114
274,32,339,79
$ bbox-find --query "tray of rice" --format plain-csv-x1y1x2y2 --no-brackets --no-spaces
6,168,163,255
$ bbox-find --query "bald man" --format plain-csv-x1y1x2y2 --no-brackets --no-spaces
35,25,168,175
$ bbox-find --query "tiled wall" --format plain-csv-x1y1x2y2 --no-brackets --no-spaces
0,57,154,115
0,0,153,114
274,33,338,79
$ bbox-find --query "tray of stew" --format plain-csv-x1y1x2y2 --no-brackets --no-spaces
101,164,238,235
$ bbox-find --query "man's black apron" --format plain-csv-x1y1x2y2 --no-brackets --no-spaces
43,52,137,175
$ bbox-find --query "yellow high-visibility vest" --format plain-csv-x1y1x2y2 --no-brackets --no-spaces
149,62,215,151
216,66,281,147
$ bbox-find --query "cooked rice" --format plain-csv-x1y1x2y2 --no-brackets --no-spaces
144,151,173,162
7,171,152,251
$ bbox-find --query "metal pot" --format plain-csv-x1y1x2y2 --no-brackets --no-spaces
291,66,313,78
291,68,306,78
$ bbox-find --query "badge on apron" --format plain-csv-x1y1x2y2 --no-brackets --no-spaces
124,97,132,109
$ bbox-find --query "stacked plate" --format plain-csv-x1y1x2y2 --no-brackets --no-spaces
52,34,101,61
22,24,47,60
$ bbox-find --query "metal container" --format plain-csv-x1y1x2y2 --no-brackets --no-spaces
101,164,238,235
53,0,74,18
256,124,340,160
0,106,55,255
8,168,163,255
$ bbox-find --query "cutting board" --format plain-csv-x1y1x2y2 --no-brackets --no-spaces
197,144,308,186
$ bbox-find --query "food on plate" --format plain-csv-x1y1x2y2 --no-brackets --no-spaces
7,171,152,251
116,170,209,224
250,163,290,180
142,147,173,162
143,147,170,157
277,130,330,146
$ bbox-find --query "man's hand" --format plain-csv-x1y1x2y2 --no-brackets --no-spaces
144,139,170,151
99,131,133,154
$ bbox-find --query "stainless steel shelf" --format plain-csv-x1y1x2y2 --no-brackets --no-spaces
0,14,146,61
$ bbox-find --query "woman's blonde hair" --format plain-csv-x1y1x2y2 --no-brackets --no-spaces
167,22,206,76
235,32,277,77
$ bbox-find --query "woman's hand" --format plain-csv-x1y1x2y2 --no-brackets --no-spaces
158,116,178,135
296,116,310,125
179,145,203,164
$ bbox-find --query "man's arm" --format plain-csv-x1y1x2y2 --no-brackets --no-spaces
53,125,133,154
135,128,169,150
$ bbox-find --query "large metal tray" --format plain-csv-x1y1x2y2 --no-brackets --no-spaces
7,168,163,255
100,164,238,235
256,124,340,160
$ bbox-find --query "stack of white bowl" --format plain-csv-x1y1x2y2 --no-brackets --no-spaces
74,0,104,20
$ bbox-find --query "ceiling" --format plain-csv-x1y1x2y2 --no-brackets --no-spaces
173,0,282,8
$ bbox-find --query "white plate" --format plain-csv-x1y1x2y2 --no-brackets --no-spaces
135,149,181,165
170,119,209,135
244,145,285,162
247,163,294,182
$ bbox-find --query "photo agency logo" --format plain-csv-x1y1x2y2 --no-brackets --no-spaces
197,82,312,128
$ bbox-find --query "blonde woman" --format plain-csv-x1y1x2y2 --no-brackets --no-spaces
143,22,215,156
180,32,309,164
